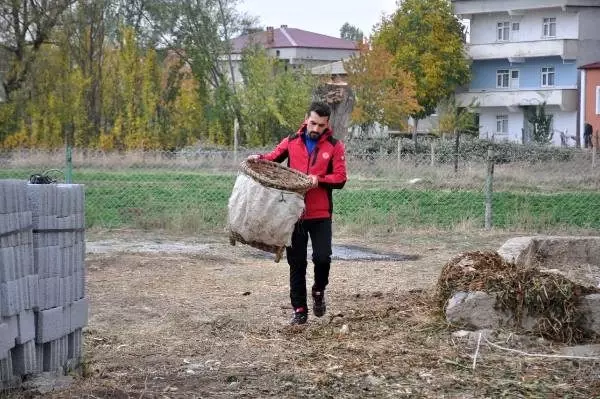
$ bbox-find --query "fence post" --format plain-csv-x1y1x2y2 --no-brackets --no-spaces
484,146,494,230
430,141,435,167
397,138,401,170
65,145,73,184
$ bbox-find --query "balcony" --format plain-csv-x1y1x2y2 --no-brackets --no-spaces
456,87,578,112
467,39,579,61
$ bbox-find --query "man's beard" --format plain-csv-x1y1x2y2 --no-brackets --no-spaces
308,131,321,139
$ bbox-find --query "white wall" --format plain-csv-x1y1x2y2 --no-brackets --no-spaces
477,107,578,145
478,108,524,142
469,9,579,45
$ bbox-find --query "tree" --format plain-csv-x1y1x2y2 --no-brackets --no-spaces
374,0,470,144
343,42,420,136
0,0,76,101
527,102,553,145
437,95,478,172
239,46,317,145
340,23,363,42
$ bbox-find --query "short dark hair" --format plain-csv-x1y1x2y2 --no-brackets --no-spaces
308,101,331,119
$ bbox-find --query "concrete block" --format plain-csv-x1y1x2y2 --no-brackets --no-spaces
579,294,600,335
0,320,17,354
35,306,65,344
42,336,68,372
70,298,88,331
0,247,16,283
68,329,82,359
27,275,39,311
0,354,14,382
19,244,34,277
11,340,37,376
0,279,26,317
38,277,60,310
16,310,35,344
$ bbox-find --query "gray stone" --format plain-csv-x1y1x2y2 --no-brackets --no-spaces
446,291,511,329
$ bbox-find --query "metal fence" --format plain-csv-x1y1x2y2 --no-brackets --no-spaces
1,138,600,235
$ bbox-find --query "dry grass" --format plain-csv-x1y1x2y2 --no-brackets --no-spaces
4,229,598,398
3,150,600,193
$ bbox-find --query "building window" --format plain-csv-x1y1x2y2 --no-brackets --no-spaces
512,22,520,31
496,115,508,134
497,22,510,41
541,67,555,87
596,86,600,115
542,17,556,37
496,69,510,88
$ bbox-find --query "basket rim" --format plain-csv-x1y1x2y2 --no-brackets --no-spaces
240,158,313,193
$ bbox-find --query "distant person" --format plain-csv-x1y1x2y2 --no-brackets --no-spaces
248,101,347,325
584,123,593,148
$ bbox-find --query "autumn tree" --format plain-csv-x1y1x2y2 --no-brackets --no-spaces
437,95,478,172
239,46,317,146
343,42,420,136
374,0,470,143
0,0,76,101
340,23,364,42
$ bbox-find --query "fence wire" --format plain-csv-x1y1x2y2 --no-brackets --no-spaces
1,138,600,235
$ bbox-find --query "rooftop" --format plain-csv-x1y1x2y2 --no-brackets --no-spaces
231,25,357,54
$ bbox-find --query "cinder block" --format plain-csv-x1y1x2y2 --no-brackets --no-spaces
11,340,37,376
35,306,65,343
16,310,35,344
42,336,68,372
0,320,17,354
19,244,34,277
67,328,83,360
0,279,26,316
38,277,60,310
27,275,39,311
0,247,16,283
0,353,14,382
70,298,88,332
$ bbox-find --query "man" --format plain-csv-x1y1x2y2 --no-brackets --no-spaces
249,101,347,325
584,123,593,149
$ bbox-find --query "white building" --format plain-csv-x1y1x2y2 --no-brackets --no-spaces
226,25,357,85
453,0,600,146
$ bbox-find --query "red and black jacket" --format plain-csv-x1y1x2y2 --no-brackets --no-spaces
259,122,347,220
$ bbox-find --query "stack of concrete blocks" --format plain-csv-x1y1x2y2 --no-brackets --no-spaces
0,180,87,390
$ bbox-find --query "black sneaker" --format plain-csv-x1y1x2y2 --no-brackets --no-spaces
290,308,308,325
312,291,326,317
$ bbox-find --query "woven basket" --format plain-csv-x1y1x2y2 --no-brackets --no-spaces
240,158,313,195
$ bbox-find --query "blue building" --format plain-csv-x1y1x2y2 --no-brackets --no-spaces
453,0,600,146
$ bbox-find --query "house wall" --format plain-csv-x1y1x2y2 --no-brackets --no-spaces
469,10,579,44
270,48,356,64
584,68,600,141
478,106,577,146
470,57,578,90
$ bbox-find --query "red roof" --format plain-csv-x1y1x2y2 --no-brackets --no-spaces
579,62,600,70
231,26,357,53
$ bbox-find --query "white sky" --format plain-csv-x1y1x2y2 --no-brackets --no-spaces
237,0,400,39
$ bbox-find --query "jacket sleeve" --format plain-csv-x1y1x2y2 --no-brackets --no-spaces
318,141,347,189
259,137,290,163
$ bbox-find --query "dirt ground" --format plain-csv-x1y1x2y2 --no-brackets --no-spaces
12,229,600,398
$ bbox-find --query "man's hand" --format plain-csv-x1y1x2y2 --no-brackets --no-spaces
308,175,319,188
247,154,260,160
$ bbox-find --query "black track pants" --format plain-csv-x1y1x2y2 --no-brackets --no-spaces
286,218,332,310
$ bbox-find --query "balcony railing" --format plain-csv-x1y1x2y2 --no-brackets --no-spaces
456,87,578,112
467,39,578,61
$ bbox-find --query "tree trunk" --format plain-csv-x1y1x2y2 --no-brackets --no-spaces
314,83,354,140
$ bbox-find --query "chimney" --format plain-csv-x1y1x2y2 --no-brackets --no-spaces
266,26,274,46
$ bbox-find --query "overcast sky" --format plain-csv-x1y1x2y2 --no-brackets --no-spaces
236,0,399,39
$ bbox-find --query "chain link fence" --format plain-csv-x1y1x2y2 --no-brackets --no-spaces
1,137,600,235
